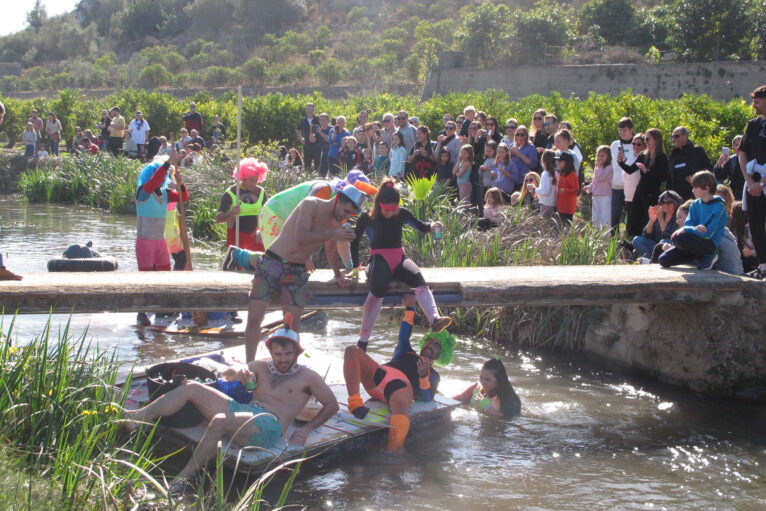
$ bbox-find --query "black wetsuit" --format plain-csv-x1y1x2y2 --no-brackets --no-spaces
351,208,431,297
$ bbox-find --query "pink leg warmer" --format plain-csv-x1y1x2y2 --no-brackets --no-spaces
414,286,438,324
359,292,383,341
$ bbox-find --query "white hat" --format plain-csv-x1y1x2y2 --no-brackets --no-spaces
265,313,303,355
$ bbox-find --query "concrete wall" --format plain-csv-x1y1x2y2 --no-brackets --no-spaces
5,83,419,101
423,61,766,101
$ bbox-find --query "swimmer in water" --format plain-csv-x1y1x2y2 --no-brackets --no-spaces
453,358,521,418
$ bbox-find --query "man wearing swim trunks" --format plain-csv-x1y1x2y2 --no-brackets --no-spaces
243,186,365,361
124,317,338,492
343,295,456,452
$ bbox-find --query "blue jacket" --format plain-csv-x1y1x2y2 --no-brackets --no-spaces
683,195,728,247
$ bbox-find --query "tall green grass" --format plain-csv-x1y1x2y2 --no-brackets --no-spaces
0,314,160,508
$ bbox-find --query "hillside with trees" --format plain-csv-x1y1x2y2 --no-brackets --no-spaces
1,0,765,93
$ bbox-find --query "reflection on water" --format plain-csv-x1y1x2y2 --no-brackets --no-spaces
1,198,765,509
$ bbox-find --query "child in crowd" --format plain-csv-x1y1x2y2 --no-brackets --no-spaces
373,141,391,178
389,132,407,179
453,144,474,205
479,140,498,199
491,143,514,202
555,151,579,224
584,145,613,230
22,122,37,158
516,171,540,208
658,171,728,270
478,187,504,231
716,184,735,218
531,149,557,218
340,136,362,172
453,358,521,419
435,148,453,186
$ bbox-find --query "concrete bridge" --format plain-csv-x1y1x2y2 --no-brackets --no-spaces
1,266,764,398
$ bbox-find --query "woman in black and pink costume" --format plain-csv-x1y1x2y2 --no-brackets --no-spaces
351,178,451,351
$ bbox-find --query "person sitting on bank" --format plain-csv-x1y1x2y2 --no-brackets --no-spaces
124,315,338,493
658,171,728,270
452,358,521,419
343,294,456,452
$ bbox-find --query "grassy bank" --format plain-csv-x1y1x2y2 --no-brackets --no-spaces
0,315,301,509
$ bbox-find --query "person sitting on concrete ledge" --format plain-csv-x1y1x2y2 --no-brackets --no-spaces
124,314,338,493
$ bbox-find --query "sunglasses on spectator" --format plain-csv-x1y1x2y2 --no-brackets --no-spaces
507,124,518,129
486,122,495,126
544,122,554,127
515,133,528,137
445,126,455,130
633,141,644,146
525,178,535,183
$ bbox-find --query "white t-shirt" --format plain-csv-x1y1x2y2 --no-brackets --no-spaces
610,138,639,201
128,119,151,144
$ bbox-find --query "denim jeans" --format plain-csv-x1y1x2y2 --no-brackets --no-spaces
49,139,59,156
632,236,657,258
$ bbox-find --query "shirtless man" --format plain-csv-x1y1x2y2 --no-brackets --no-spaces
244,185,367,361
124,317,338,492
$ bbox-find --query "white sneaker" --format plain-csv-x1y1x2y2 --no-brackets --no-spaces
638,257,651,264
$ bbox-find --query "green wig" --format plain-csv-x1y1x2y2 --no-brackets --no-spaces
419,330,457,367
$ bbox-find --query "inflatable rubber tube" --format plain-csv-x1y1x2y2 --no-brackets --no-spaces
47,257,119,272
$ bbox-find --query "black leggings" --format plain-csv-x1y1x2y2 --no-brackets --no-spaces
368,254,426,298
658,230,715,267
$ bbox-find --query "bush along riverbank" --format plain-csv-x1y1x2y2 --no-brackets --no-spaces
0,88,753,164
0,315,303,509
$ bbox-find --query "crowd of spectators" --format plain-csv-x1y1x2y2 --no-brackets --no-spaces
20,101,226,167
288,86,766,277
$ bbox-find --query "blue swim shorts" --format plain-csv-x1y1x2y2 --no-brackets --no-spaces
227,400,283,447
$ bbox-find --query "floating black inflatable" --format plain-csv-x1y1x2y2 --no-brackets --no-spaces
47,241,118,272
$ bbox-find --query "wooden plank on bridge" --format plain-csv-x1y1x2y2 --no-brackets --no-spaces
0,265,754,315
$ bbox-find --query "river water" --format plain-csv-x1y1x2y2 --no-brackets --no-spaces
1,196,764,510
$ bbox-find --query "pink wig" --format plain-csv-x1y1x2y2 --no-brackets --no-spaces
233,158,269,183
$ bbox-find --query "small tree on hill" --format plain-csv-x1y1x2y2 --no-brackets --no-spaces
27,0,47,33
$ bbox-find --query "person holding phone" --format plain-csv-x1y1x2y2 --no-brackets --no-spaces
714,135,744,200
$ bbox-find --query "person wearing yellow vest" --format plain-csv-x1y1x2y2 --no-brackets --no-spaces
216,158,269,253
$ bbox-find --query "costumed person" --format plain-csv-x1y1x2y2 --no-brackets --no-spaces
223,171,377,273
343,294,456,451
351,178,451,352
165,174,187,271
216,158,269,256
453,358,521,419
135,150,187,326
124,313,339,493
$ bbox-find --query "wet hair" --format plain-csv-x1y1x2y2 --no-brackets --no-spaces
691,170,717,194
595,145,612,167
481,358,519,417
371,178,399,219
716,184,734,215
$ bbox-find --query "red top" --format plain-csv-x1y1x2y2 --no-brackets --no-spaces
141,162,189,202
556,171,579,215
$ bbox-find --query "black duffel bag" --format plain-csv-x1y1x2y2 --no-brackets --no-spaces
146,362,217,428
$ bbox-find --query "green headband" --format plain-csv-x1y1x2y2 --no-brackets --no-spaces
419,330,456,367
